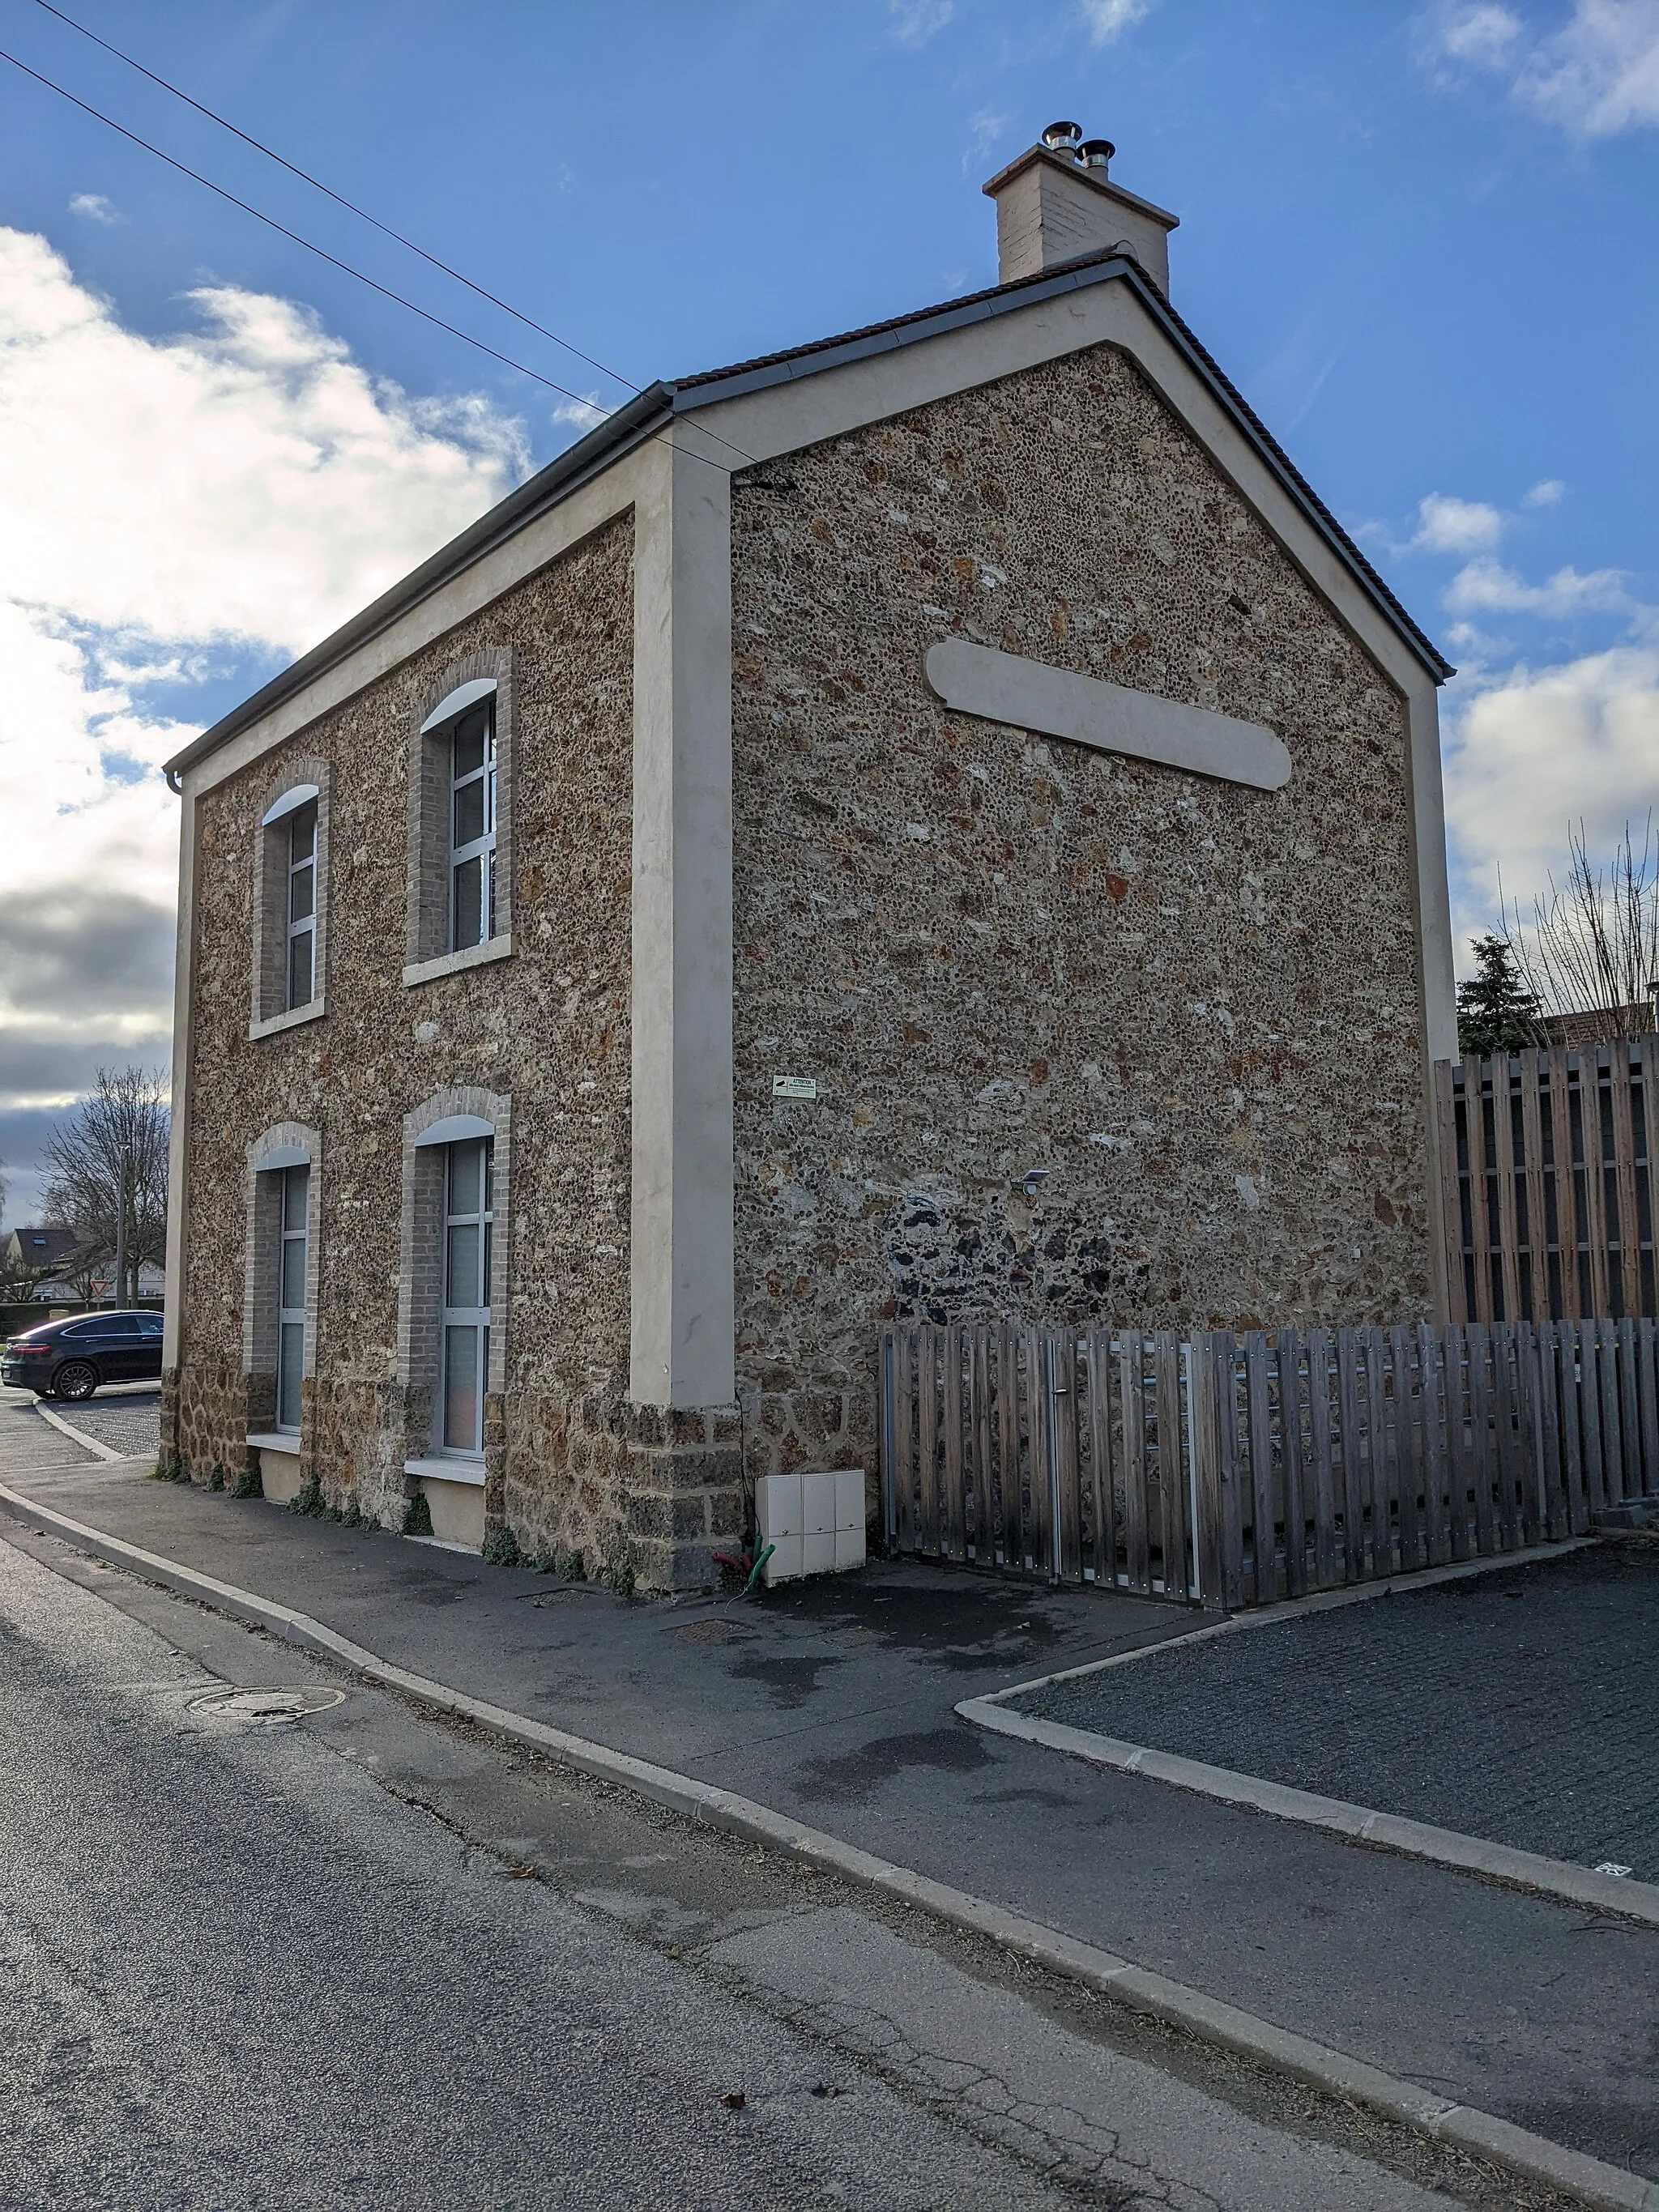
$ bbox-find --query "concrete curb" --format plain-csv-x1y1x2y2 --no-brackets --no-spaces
1,1475,1654,2212
957,1695,1659,1930
32,1400,126,1463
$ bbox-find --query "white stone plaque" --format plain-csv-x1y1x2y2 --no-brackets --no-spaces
773,1075,818,1099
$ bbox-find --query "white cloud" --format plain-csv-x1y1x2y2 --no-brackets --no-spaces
1524,477,1567,507
1444,556,1630,616
1077,0,1154,45
887,0,954,44
1413,492,1505,554
68,193,119,224
549,391,609,433
0,224,527,1152
965,108,1010,164
1427,0,1659,134
1443,647,1659,943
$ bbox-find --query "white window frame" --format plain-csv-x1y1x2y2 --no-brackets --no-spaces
447,701,497,954
275,1162,309,1434
285,800,318,1011
438,1136,493,1457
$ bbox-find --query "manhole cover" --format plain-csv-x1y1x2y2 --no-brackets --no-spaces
670,1618,755,1647
187,1686,345,1724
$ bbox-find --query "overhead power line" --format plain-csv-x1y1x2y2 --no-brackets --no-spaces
0,36,761,470
29,0,638,403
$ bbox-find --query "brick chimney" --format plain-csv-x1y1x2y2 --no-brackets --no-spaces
983,122,1179,295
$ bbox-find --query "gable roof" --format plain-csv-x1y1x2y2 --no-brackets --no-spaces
165,249,1450,786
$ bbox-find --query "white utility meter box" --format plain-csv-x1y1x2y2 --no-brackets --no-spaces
756,1469,866,1585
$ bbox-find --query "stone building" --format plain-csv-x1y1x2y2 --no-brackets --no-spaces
160,126,1457,1588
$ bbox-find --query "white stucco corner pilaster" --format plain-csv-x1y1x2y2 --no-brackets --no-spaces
628,437,736,1408
162,790,197,1369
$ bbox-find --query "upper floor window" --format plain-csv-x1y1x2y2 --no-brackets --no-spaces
449,704,497,953
286,800,318,1009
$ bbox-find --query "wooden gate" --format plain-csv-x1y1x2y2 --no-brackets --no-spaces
1435,1040,1659,1322
880,1318,1659,1606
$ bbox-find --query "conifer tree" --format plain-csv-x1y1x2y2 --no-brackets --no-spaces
1456,934,1544,1058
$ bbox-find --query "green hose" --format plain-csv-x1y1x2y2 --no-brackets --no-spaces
744,1544,775,1592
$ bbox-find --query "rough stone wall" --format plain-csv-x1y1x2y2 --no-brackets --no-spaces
727,341,1436,1503
171,517,639,1566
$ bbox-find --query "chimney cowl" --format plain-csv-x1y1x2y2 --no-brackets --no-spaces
982,128,1179,295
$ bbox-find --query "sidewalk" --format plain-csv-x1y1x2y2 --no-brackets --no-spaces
2,1390,1656,2195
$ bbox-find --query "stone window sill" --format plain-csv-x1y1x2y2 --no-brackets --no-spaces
249,999,326,1042
403,936,513,990
404,1455,486,1488
247,1431,301,1454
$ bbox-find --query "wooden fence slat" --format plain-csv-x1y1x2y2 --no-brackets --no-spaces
1213,1333,1244,1609
1466,1324,1496,1554
1389,1324,1422,1574
1617,1318,1640,1507
1610,1048,1643,1320
1640,1035,1659,1315
1545,1049,1581,1319
1462,1056,1496,1322
1055,1333,1082,1583
1435,1058,1469,1324
1576,1319,1605,1517
1638,1319,1659,1502
1085,1331,1118,1587
1188,1334,1224,1606
940,1326,965,1564
996,1328,1021,1566
1557,1320,1586,1534
893,1326,915,1554
1518,1051,1549,1322
1491,1059,1524,1322
1444,1324,1471,1562
1418,1323,1448,1566
1491,1323,1524,1551
916,1324,940,1556
1362,1329,1392,1575
967,1328,991,1560
1581,1056,1614,1319
1598,1318,1624,1506
1307,1328,1337,1587
1534,1323,1566,1541
1278,1333,1308,1598
1154,1331,1188,1600
1243,1332,1276,1604
1024,1328,1051,1576
1514,1320,1546,1545
1336,1328,1364,1582
1120,1332,1151,1594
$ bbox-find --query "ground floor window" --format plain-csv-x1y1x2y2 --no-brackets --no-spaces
441,1137,492,1455
276,1163,309,1432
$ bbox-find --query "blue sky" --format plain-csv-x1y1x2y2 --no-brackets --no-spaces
0,0,1656,1217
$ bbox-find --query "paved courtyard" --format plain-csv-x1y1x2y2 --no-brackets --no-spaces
1019,1542,1659,1877
30,1388,160,1464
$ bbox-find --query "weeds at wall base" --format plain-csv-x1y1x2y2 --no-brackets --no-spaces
402,1492,433,1538
231,1463,262,1500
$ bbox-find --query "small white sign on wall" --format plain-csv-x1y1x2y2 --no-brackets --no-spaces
773,1075,818,1100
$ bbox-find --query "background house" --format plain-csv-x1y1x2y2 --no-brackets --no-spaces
161,127,1456,1585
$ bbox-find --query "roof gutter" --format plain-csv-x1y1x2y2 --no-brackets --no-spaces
163,380,676,787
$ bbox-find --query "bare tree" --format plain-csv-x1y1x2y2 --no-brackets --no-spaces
41,1068,170,1306
1503,819,1659,1047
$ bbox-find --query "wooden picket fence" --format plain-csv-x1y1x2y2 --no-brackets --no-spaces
1435,1039,1659,1323
879,1318,1659,1607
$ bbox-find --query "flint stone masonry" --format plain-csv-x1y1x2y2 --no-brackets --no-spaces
727,341,1434,1497
163,517,728,1578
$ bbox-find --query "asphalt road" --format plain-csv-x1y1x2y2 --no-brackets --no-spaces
0,1523,1525,2212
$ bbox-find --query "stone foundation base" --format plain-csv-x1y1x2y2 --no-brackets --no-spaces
619,1404,744,1592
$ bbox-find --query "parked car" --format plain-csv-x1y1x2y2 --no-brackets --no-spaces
0,1311,164,1400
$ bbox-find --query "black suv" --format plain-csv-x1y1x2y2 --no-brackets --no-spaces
1,1311,164,1400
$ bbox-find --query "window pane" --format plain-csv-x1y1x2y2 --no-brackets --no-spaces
446,1221,480,1308
482,1139,494,1213
448,1138,483,1218
283,1164,309,1233
280,1232,306,1313
289,860,314,924
277,1322,304,1430
482,1219,493,1306
288,802,316,864
452,856,482,949
287,927,313,1009
443,1325,480,1451
452,711,487,780
453,776,486,849
486,847,497,941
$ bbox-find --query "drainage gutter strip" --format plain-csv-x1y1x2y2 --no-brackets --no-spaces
0,1474,1653,2212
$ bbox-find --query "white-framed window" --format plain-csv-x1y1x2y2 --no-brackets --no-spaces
449,702,497,953
275,1163,309,1433
441,1136,493,1454
285,799,318,1010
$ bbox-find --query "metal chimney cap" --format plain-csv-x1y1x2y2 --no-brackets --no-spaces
1042,120,1083,151
1077,137,1115,171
